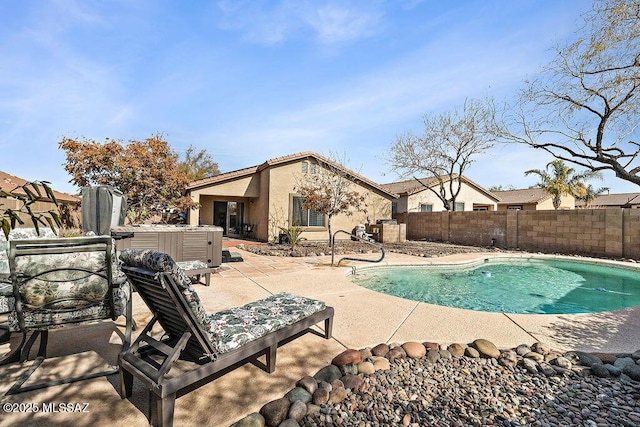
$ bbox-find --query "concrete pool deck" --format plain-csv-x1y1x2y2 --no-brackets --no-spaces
1,248,640,426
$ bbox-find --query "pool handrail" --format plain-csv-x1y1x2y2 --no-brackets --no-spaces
331,229,385,266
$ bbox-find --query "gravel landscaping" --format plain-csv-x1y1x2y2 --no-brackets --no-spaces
239,240,495,258
233,340,640,427
231,241,640,427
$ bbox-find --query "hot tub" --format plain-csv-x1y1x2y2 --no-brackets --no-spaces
111,225,223,267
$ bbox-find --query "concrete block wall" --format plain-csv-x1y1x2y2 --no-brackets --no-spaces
448,211,507,247
377,223,407,243
395,208,640,259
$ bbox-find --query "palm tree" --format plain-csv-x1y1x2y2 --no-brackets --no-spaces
525,160,603,209
575,184,610,207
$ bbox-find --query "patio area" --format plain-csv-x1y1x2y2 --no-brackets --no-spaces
2,246,640,426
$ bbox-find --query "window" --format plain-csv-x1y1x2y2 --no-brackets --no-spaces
473,205,488,211
301,161,317,174
454,202,465,211
507,205,522,210
392,202,398,214
420,204,433,212
292,196,324,227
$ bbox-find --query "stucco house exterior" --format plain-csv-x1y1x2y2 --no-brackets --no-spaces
492,188,575,210
185,152,398,242
382,175,499,213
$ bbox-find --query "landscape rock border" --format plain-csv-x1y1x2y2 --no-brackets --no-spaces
231,338,640,427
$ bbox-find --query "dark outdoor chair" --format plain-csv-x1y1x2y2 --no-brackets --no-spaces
1,236,133,395
118,248,334,427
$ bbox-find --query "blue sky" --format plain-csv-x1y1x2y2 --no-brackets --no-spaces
2,0,637,195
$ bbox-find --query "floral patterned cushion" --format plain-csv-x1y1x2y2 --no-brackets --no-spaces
7,237,130,331
8,282,130,331
205,292,326,354
0,279,13,312
0,250,7,279
176,260,210,271
1,228,57,279
0,233,8,279
1,229,60,310
119,249,327,356
8,227,57,240
119,249,209,327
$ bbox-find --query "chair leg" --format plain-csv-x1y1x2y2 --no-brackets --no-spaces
6,329,122,396
266,344,277,373
0,331,26,366
123,293,133,350
150,392,176,427
324,316,333,339
6,331,48,395
0,326,10,343
119,367,134,398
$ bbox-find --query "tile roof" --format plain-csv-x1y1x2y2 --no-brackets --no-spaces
185,165,259,189
187,151,399,198
382,177,441,195
0,170,79,203
579,192,640,207
382,175,499,201
492,188,551,204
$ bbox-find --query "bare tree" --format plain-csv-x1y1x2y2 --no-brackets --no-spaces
294,153,366,245
388,98,498,210
499,0,640,186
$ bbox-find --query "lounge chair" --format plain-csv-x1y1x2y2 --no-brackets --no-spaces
1,236,133,395
118,249,334,427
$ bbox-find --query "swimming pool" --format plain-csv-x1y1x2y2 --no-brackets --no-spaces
350,257,640,314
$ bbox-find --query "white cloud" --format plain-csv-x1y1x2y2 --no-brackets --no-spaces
304,3,382,44
215,0,383,45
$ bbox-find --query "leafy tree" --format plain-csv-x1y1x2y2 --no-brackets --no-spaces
1,181,61,238
388,98,499,210
525,159,604,209
499,0,640,186
177,145,220,182
59,134,197,224
294,153,367,246
576,184,610,207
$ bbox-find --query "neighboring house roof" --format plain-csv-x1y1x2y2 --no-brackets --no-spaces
576,192,640,207
382,175,499,201
492,188,552,205
0,170,79,203
187,151,399,198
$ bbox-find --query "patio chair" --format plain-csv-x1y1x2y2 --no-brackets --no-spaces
118,248,334,427
1,236,133,395
0,228,59,343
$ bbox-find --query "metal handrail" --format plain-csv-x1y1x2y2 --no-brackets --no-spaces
331,229,385,266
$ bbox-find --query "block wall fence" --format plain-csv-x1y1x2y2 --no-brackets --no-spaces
394,208,640,260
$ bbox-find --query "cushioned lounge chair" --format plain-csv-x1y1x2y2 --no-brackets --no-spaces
118,249,334,427
1,236,133,395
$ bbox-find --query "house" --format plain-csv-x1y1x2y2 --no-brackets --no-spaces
185,152,398,242
0,170,80,226
492,188,575,210
575,192,640,209
382,175,499,213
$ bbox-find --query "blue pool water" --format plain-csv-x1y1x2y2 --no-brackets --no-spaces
350,259,640,314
